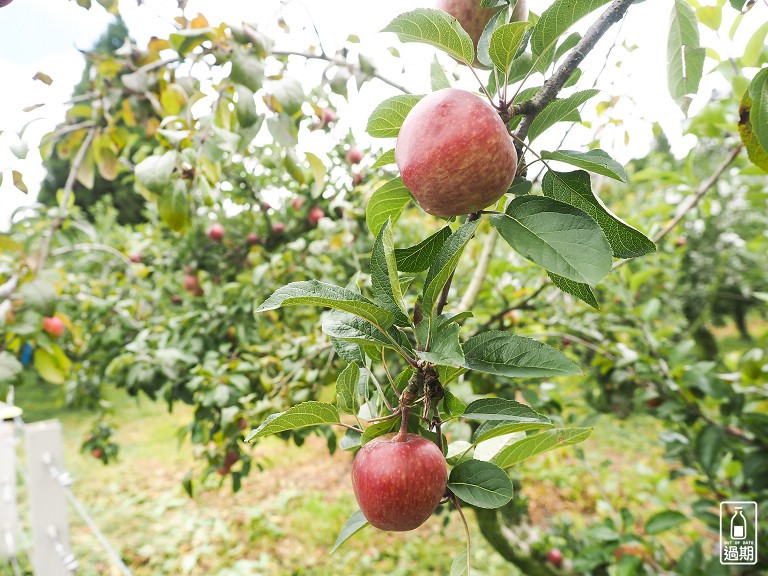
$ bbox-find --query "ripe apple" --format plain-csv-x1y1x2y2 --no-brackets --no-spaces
291,196,305,211
129,252,143,263
352,433,447,531
346,147,364,164
92,448,104,459
435,0,498,47
0,0,14,7
308,206,325,226
247,232,262,246
547,548,564,568
207,223,225,241
396,88,517,217
42,316,65,338
183,274,203,296
272,222,286,234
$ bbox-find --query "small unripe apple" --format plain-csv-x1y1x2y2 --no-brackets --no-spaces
183,274,203,296
291,196,305,211
171,294,182,305
352,433,447,531
547,548,564,568
207,223,225,241
675,236,686,247
346,147,364,164
42,316,65,338
352,171,364,186
272,222,286,234
247,232,261,246
261,202,272,212
92,448,104,459
129,252,143,263
308,206,325,226
396,88,517,217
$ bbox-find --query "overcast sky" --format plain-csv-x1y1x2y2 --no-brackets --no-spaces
0,0,764,230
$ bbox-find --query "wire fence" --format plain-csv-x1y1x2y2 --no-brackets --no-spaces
1,398,133,576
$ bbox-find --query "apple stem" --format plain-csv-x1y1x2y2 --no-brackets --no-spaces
392,407,409,442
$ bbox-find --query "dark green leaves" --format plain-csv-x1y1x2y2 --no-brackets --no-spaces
540,149,626,182
382,9,475,65
528,90,599,142
542,170,656,259
246,401,339,441
366,177,413,236
134,150,176,194
645,510,690,535
489,22,532,75
747,67,768,153
667,0,705,110
463,331,580,378
336,362,361,415
366,95,424,138
394,227,452,273
549,272,599,309
490,196,612,285
495,427,593,469
448,460,514,509
370,220,410,325
463,397,551,423
256,280,394,328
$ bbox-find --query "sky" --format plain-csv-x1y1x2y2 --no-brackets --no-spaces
0,0,765,230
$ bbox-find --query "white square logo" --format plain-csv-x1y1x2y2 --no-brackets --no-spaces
720,501,758,565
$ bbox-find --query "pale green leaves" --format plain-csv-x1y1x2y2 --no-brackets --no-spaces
135,150,177,194
494,427,593,469
394,227,452,273
336,362,361,415
448,460,514,509
371,220,410,325
540,149,627,182
541,170,656,259
245,401,339,442
330,509,368,554
462,332,580,378
158,180,190,232
489,22,533,75
366,178,413,237
382,9,475,65
256,280,395,328
667,0,705,110
528,89,599,142
230,46,265,92
366,95,423,138
490,196,612,285
645,510,690,535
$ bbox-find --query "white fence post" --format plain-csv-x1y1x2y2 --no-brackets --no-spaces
0,422,19,560
25,420,75,575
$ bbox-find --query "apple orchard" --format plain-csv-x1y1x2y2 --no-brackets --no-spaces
1,0,767,575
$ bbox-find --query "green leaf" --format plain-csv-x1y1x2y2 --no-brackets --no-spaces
554,32,581,63
230,46,265,92
158,180,189,232
531,0,610,72
371,219,410,325
739,85,768,171
322,311,412,355
490,196,612,285
33,347,71,385
382,9,475,65
235,85,260,128
330,509,368,554
489,22,532,74
747,67,768,154
268,76,304,116
336,362,361,415
527,89,599,142
339,429,362,451
366,177,413,236
20,279,56,311
472,419,554,444
246,401,339,441
696,425,724,475
366,95,424,138
742,22,768,67
548,272,599,309
430,55,451,90
541,170,656,259
256,280,395,329
134,151,177,194
667,0,705,106
331,337,365,365
305,152,327,195
463,397,552,423
12,171,28,194
451,550,469,576
394,226,452,273
448,460,514,509
463,331,580,378
495,427,592,469
540,149,626,182
371,148,396,168
0,351,23,383
443,389,467,417
422,219,480,323
478,6,508,69
416,320,465,367
645,510,690,535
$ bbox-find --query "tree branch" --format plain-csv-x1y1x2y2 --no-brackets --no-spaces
513,0,635,142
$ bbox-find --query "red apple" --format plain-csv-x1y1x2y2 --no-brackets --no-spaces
207,223,225,241
272,222,286,234
92,448,104,459
547,548,564,568
352,171,364,186
129,252,143,263
320,108,336,125
396,88,517,217
435,0,498,46
247,232,262,245
217,449,240,476
346,147,364,164
183,274,203,296
171,294,182,305
675,236,686,247
0,0,14,7
42,316,65,338
308,206,325,226
352,433,447,531
291,196,305,211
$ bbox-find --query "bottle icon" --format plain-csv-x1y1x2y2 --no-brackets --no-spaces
731,507,747,540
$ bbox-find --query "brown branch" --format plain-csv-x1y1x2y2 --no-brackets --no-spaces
272,50,412,95
513,0,636,142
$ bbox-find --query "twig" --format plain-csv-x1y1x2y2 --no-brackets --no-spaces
335,422,363,434
452,494,472,576
458,230,498,311
513,0,635,142
51,243,134,266
33,128,96,278
478,282,552,330
272,50,412,94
